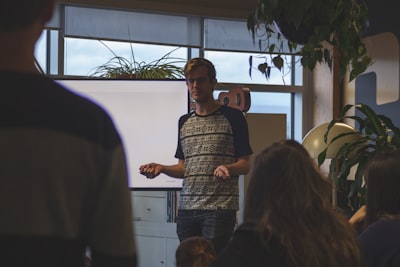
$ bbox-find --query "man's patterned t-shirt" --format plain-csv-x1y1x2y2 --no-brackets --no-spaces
175,105,252,211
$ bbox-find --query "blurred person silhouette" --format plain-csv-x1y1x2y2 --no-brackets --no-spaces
175,236,216,267
0,1,137,266
349,149,400,267
210,140,364,267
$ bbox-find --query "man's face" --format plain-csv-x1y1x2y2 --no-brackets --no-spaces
186,66,216,103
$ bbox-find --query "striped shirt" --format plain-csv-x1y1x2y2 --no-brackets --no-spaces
0,71,136,267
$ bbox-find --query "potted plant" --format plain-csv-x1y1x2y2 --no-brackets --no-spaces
247,0,372,82
89,40,186,79
318,103,400,213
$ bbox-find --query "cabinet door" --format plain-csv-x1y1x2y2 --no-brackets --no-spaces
166,238,180,267
132,195,167,222
136,235,167,267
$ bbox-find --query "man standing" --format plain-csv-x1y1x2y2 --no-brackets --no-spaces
140,58,252,254
0,1,137,266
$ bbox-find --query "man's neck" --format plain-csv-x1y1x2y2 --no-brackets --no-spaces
195,100,222,116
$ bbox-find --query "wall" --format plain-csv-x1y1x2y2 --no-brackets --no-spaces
344,0,400,126
312,0,400,130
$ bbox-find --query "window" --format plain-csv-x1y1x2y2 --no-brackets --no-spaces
35,31,47,73
38,4,308,141
206,50,296,85
214,90,292,138
64,38,187,77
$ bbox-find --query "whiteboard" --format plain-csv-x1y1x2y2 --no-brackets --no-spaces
56,79,188,190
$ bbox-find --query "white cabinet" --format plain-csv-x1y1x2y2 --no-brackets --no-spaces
135,235,179,267
131,191,180,267
132,192,168,222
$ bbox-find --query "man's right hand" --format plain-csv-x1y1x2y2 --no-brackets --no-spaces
139,163,162,179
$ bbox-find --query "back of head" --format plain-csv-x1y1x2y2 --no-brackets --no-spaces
243,140,363,267
244,139,331,222
366,149,400,225
175,236,216,267
0,1,53,31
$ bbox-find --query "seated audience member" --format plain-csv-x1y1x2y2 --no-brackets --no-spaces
175,236,216,267
349,149,400,267
0,1,136,266
210,140,364,267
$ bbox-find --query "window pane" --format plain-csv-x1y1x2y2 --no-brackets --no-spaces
64,38,187,76
214,90,291,138
250,91,292,139
205,50,294,85
50,30,59,75
64,6,201,47
34,31,47,73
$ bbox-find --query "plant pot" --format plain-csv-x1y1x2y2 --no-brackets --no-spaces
273,20,313,44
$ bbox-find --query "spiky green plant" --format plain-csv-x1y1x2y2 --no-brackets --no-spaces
89,41,185,79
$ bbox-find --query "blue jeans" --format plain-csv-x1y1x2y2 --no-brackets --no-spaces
176,209,237,254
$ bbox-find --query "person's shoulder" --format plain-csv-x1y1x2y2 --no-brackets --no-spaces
50,79,113,117
368,217,400,230
219,105,245,116
360,218,400,243
178,110,194,123
210,223,280,267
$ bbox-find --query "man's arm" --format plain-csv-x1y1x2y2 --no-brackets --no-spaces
139,159,185,179
214,155,251,180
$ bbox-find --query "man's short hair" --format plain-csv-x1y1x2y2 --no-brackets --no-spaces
184,58,217,82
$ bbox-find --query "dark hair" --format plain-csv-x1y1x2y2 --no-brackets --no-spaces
0,1,53,31
184,58,216,82
175,236,216,267
243,140,364,267
365,149,400,226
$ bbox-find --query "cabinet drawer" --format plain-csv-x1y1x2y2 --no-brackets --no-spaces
132,196,167,222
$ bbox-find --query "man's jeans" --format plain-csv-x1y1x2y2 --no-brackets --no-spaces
176,209,236,254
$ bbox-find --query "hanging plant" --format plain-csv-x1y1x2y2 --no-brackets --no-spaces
247,0,372,82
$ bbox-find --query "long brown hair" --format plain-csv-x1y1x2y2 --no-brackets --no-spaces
365,149,400,226
244,140,364,267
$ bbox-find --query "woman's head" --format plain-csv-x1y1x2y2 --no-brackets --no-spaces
244,140,331,223
242,140,364,267
365,149,400,225
175,236,216,267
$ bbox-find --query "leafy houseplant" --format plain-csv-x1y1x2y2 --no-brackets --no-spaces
318,104,400,213
247,0,372,82
89,41,186,79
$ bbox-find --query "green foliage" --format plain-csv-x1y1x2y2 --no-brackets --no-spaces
247,0,372,82
89,41,185,79
318,104,400,211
